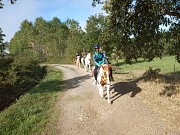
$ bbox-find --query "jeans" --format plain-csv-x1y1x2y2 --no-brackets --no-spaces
94,65,99,81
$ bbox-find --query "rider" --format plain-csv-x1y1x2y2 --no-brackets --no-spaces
99,47,109,64
92,44,105,85
76,52,80,60
82,49,87,66
99,47,114,81
92,45,114,84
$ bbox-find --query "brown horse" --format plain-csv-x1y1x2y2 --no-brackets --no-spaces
96,64,111,104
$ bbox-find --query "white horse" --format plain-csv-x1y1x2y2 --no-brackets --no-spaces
76,55,81,69
84,52,91,72
81,57,85,68
96,64,111,104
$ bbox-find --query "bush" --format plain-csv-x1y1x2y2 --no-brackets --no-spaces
143,67,161,79
0,56,47,111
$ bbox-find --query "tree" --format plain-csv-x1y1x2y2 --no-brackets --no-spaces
46,17,69,60
169,23,180,63
0,0,17,8
33,17,49,60
9,20,36,57
65,19,84,62
93,0,180,63
0,28,8,59
85,14,108,52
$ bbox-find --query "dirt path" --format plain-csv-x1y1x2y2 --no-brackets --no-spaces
51,64,180,135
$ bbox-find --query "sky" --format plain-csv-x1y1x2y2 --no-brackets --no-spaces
0,0,105,42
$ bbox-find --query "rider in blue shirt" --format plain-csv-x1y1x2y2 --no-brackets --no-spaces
93,44,105,84
93,45,114,84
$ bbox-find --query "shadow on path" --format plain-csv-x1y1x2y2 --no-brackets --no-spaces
62,74,91,90
110,81,142,104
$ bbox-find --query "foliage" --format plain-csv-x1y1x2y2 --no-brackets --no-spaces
93,0,180,63
0,28,8,59
0,57,15,87
85,14,104,50
12,56,46,87
64,19,84,63
143,67,161,80
0,55,46,111
169,23,180,63
9,17,70,63
0,0,16,8
160,85,180,97
0,69,63,135
85,13,113,56
1,0,180,64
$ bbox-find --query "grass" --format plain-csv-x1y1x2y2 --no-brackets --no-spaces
113,56,180,74
0,67,63,135
113,56,180,97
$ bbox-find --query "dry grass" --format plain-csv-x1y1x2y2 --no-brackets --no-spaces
113,70,180,129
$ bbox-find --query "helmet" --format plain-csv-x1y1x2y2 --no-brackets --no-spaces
94,44,100,49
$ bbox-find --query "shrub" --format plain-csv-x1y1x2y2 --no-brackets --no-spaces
143,67,161,79
0,56,46,111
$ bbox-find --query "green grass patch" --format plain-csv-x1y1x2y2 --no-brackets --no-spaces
114,56,180,74
0,68,63,135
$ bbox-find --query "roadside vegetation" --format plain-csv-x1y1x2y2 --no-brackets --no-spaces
113,56,180,74
110,56,180,128
0,56,46,111
0,68,63,135
112,56,180,96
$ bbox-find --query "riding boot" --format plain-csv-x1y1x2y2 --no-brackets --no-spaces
93,66,98,85
92,68,94,77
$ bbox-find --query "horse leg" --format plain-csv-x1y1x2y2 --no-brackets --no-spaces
88,64,91,72
81,58,84,68
85,63,87,72
92,67,94,77
101,86,104,98
79,63,81,69
76,62,79,69
106,69,111,103
106,84,110,104
98,84,103,98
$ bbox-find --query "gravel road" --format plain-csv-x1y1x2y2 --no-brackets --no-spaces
50,64,180,135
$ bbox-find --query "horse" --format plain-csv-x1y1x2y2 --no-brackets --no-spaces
96,64,111,104
84,52,91,72
76,55,81,69
81,57,85,68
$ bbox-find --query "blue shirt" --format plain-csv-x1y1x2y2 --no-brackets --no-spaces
93,52,104,66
